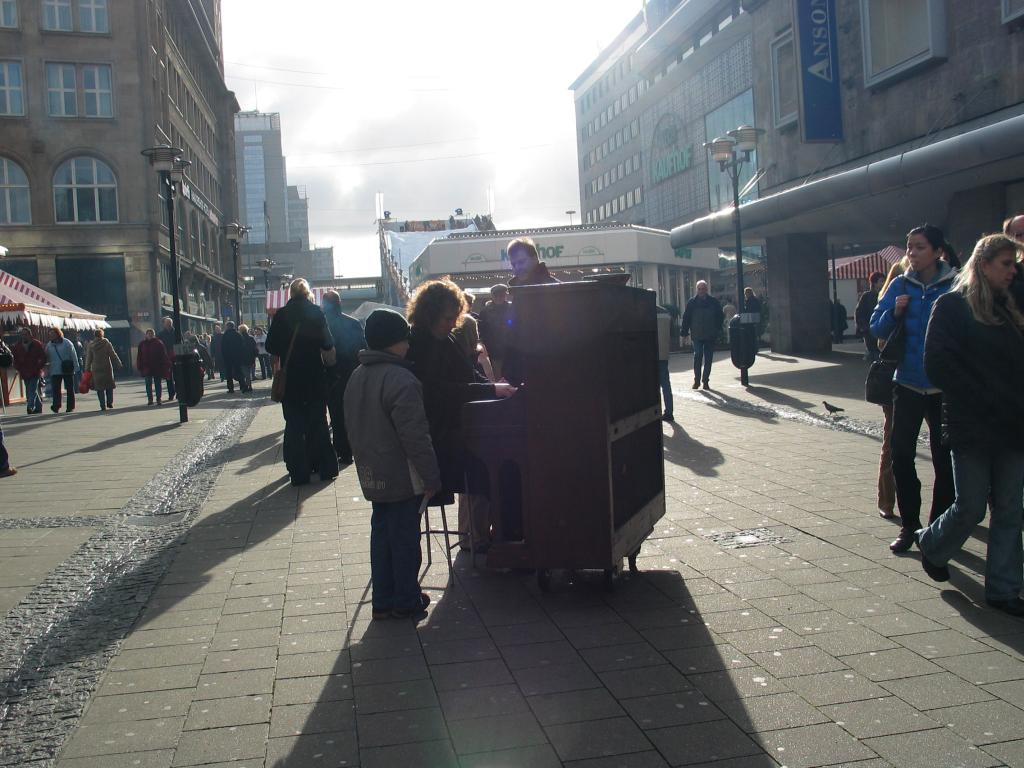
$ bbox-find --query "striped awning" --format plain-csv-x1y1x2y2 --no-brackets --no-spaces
829,246,903,280
265,287,331,311
0,269,109,330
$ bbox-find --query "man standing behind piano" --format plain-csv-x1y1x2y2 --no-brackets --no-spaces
407,279,517,551
507,237,558,287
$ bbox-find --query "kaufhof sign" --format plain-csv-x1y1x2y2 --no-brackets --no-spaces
650,113,694,186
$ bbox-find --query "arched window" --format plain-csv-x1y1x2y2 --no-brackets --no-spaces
53,156,117,223
0,157,30,224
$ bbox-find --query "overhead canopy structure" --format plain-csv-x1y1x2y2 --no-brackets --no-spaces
0,268,109,330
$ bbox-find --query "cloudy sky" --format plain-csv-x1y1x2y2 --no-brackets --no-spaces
221,0,641,277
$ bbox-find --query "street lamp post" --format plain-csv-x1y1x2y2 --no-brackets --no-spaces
142,145,191,423
224,223,250,325
704,125,764,386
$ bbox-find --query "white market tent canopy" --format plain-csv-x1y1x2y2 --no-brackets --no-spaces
0,268,109,330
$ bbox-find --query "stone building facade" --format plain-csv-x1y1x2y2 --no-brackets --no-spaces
0,0,240,364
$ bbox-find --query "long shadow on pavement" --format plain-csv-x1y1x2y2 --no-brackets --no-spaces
663,421,724,477
270,535,782,767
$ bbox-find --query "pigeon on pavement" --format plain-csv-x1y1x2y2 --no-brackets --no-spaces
822,401,845,417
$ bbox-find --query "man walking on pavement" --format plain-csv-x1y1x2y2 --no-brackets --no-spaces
657,306,674,422
157,318,177,400
856,271,885,361
322,289,366,464
680,280,724,390
12,328,46,414
210,323,225,382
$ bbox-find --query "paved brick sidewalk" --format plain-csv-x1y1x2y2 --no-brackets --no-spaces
5,367,1023,767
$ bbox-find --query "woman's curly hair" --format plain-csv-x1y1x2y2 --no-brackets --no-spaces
407,277,467,330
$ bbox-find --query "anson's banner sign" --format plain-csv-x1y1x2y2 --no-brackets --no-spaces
795,0,843,142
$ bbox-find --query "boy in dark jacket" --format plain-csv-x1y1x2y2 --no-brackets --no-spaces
344,310,441,620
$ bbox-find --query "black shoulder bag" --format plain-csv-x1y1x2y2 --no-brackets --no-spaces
865,311,906,407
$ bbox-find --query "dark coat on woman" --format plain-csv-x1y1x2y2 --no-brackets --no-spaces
85,337,122,390
925,291,1024,450
137,337,171,378
265,296,334,403
220,327,247,371
406,324,496,493
242,334,259,367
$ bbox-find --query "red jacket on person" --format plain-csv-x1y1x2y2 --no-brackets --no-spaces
137,337,171,378
12,338,47,380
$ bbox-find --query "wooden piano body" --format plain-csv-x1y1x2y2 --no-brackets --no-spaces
462,280,665,577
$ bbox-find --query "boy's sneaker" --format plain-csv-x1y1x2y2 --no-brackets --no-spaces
392,593,430,619
0,467,17,478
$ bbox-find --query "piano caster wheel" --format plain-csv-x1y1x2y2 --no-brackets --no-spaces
537,569,552,593
628,548,640,574
603,568,615,592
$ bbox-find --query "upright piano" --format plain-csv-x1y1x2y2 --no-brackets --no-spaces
462,279,666,585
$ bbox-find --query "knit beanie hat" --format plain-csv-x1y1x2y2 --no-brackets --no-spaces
365,309,410,351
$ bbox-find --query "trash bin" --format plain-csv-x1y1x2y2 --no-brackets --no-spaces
729,315,757,371
173,348,204,407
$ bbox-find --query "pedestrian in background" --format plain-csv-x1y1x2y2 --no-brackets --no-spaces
12,328,46,414
873,258,908,520
657,306,673,423
870,224,957,553
45,327,78,413
856,271,885,361
239,324,258,392
681,280,724,390
478,284,512,381
344,309,439,619
322,290,366,465
210,323,225,381
917,234,1024,617
137,329,170,405
157,318,177,400
253,325,269,379
220,322,247,394
187,332,214,377
84,329,122,411
266,278,338,486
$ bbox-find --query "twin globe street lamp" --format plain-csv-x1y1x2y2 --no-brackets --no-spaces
704,125,764,386
142,144,193,424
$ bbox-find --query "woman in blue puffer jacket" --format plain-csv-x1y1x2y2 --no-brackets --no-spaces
870,224,957,553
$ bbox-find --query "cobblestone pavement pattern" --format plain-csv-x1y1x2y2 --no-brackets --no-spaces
0,351,1021,768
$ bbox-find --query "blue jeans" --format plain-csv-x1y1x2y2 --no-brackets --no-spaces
145,376,163,402
24,376,40,411
658,360,673,418
692,339,713,383
918,447,1024,602
370,496,423,613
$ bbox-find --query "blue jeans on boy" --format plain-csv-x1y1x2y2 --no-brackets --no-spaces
658,360,673,419
145,376,163,402
692,339,713,383
917,447,1024,602
24,376,40,412
370,496,423,613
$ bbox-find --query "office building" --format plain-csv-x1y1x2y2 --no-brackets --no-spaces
286,184,309,247
574,1,1024,353
0,0,241,361
233,110,288,246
